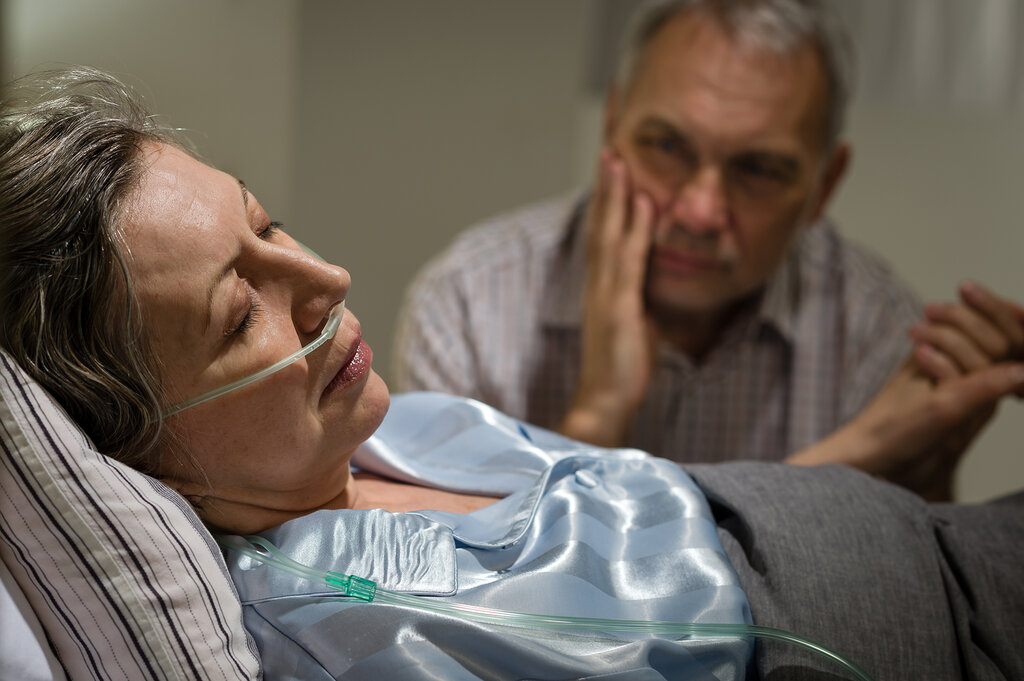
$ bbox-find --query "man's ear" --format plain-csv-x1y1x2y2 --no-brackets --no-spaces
809,142,850,222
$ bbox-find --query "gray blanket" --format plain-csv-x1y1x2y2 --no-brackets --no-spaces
687,462,1024,681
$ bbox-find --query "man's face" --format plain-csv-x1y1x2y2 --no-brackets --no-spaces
607,12,846,319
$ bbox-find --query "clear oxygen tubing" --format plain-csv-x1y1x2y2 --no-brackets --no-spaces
163,301,345,417
218,534,876,681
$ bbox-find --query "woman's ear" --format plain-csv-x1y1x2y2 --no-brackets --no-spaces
156,471,207,508
154,443,212,512
182,493,207,513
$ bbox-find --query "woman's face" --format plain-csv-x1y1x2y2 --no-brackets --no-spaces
122,143,389,530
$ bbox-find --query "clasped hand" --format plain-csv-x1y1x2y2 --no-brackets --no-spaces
793,281,1024,500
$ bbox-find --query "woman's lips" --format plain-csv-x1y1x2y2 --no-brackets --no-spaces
323,338,372,397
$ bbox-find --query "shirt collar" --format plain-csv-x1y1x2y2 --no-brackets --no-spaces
751,218,837,345
753,235,803,345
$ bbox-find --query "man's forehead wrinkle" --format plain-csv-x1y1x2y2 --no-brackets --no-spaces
644,14,801,108
636,47,815,158
677,44,792,109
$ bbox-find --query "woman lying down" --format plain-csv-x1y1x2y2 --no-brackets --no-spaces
2,67,1023,681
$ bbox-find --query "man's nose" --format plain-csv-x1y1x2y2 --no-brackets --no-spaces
668,165,728,235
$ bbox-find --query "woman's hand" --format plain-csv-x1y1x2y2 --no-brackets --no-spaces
558,149,659,447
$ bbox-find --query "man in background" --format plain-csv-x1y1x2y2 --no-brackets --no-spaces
392,0,1020,499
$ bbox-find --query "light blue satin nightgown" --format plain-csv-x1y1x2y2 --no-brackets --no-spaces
226,392,752,680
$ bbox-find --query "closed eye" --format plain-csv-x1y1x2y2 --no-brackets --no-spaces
233,293,263,336
258,220,283,240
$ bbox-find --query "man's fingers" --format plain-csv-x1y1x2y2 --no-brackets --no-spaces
963,280,1024,326
586,150,618,250
586,153,628,256
925,301,1013,361
959,281,1024,358
909,322,991,373
913,343,962,381
939,362,1024,420
585,151,628,293
602,155,629,247
1010,300,1024,325
620,193,654,295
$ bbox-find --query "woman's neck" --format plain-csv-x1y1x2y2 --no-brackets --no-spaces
196,471,496,535
350,472,496,515
197,476,359,535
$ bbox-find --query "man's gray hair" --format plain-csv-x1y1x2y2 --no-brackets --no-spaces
0,66,184,472
615,0,855,149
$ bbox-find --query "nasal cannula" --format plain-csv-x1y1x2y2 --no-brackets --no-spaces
219,534,876,681
164,300,345,417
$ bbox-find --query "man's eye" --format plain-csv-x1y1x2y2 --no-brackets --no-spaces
634,131,698,184
732,156,795,183
639,135,683,156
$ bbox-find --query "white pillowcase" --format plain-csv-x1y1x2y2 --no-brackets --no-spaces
0,351,261,681
0,556,66,681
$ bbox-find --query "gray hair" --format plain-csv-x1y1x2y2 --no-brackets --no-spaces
0,66,183,473
615,0,855,149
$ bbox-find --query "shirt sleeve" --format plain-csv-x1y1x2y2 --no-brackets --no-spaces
390,252,484,400
838,255,924,423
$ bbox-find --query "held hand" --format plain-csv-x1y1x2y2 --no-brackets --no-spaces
910,280,1024,397
558,149,658,447
795,282,1024,499
790,359,1024,500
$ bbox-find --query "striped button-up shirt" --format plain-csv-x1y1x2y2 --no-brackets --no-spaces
392,193,922,463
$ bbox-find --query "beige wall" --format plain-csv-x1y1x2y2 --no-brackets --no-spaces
4,1,1020,501
287,0,594,373
0,0,4,93
3,0,299,219
834,105,1024,502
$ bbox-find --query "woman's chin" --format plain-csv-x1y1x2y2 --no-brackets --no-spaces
332,369,390,442
366,370,391,428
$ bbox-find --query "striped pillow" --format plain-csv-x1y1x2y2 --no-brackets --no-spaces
0,351,261,681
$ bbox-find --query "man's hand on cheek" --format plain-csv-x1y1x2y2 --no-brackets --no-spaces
558,149,659,447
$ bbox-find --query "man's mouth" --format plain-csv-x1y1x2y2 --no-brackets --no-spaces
651,247,728,273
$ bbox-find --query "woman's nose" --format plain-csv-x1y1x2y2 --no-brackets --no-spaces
276,244,351,336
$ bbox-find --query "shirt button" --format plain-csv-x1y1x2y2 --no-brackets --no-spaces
574,469,599,488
